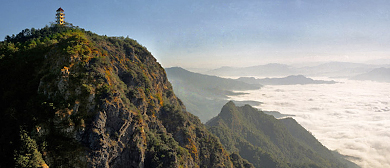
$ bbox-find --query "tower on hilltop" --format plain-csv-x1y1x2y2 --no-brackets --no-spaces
56,7,65,25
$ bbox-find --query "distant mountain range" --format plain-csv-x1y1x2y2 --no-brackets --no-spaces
166,67,260,93
237,75,337,85
166,67,335,122
166,65,390,124
206,101,359,168
165,67,261,122
350,67,390,83
296,62,383,78
206,63,295,77
205,62,389,78
165,67,360,167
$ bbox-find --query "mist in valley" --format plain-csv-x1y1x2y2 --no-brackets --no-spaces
229,77,390,168
167,63,390,168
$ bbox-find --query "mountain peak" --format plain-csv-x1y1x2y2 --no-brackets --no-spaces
207,101,239,127
220,101,239,118
0,27,251,168
207,102,358,168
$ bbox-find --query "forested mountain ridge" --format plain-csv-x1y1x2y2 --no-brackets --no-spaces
280,118,360,168
0,26,252,167
206,101,359,168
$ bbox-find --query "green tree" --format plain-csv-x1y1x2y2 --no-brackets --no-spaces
14,130,47,168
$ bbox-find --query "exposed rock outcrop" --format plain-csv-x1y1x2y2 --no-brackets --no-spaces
0,26,252,167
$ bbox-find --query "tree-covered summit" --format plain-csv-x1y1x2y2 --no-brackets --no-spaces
207,101,359,168
1,26,252,167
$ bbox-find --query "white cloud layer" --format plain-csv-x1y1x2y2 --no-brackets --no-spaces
229,78,390,168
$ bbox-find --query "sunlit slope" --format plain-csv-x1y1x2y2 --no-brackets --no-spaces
0,26,252,167
207,101,359,168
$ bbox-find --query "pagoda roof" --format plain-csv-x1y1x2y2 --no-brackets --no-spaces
56,7,64,12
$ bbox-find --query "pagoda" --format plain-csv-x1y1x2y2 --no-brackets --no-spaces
56,7,65,25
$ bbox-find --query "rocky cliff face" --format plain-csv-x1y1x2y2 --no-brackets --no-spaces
0,26,251,167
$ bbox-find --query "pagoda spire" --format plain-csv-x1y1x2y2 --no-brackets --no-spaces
56,7,65,25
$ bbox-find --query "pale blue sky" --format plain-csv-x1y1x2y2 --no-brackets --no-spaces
1,0,390,68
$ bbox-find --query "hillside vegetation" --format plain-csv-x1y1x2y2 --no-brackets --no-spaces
206,101,359,168
0,25,251,167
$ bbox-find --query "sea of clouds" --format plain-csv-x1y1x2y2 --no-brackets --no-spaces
229,78,390,168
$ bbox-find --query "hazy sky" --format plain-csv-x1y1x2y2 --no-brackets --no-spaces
1,0,390,68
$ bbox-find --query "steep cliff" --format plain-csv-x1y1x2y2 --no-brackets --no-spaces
0,26,251,168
